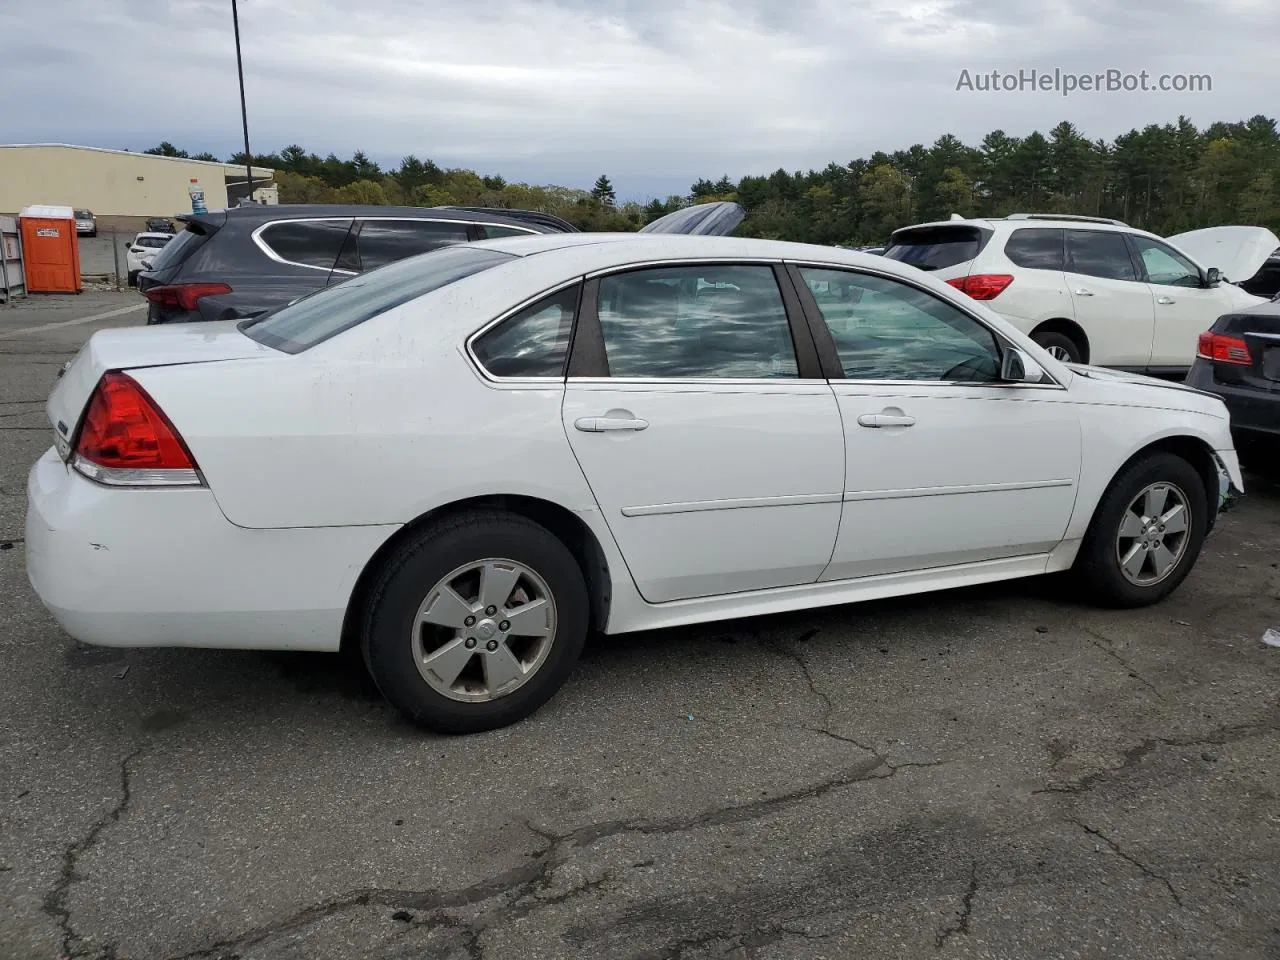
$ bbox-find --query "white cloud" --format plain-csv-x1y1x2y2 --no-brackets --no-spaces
1,0,1277,199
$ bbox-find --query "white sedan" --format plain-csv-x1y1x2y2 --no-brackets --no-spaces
27,220,1244,732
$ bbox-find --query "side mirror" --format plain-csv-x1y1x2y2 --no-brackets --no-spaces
1205,267,1221,287
1000,347,1047,383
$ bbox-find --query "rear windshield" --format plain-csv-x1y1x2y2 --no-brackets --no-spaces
146,224,211,272
241,245,517,354
883,226,991,271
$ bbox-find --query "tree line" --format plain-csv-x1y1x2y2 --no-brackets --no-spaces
142,113,1280,244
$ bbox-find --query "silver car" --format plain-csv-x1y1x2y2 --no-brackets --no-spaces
74,209,96,237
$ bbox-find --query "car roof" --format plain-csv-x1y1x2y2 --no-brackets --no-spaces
895,214,1136,233
134,231,173,239
207,203,557,229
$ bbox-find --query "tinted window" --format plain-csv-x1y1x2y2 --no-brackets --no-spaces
1066,230,1137,281
1130,236,1201,287
357,219,471,270
242,246,516,354
135,235,170,249
480,224,536,239
1004,228,1065,269
472,286,579,378
798,267,1000,382
596,265,798,379
883,226,989,271
260,219,353,269
145,224,209,272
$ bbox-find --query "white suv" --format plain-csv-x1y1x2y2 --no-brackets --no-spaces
883,214,1278,375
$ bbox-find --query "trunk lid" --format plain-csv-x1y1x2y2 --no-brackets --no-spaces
1208,302,1280,394
1166,226,1280,285
47,321,274,457
637,201,746,236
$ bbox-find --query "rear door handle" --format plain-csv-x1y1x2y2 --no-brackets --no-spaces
1157,296,1176,304
857,413,916,428
574,416,649,432
1074,288,1095,297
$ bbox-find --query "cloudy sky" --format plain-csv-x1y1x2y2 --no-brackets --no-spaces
2,0,1277,200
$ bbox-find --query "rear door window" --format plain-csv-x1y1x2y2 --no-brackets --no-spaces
883,226,991,271
480,224,538,239
1004,228,1065,269
1065,230,1138,281
357,219,471,271
241,245,516,353
258,219,354,270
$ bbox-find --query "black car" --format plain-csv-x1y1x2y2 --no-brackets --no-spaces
137,201,746,325
145,217,176,234
1238,248,1280,300
1185,300,1280,455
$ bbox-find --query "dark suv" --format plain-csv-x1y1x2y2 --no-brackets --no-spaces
136,204,579,325
137,201,746,325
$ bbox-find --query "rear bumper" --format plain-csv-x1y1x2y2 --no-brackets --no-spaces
25,447,398,651
1185,360,1280,438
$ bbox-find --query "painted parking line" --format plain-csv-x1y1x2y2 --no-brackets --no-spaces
0,301,146,340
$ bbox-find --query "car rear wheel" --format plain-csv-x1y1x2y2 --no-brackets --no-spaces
1031,331,1081,364
1074,452,1208,607
361,511,589,733
127,270,139,288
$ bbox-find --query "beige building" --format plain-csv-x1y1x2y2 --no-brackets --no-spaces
0,143,276,218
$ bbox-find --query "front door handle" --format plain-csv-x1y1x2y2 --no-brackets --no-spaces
1074,288,1095,297
574,416,649,433
857,413,916,428
1156,296,1176,304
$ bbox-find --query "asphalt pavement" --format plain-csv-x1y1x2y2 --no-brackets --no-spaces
1,293,1278,960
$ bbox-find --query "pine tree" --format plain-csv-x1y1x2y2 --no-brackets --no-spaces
591,175,616,206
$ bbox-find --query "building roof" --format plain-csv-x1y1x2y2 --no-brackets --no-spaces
0,143,274,176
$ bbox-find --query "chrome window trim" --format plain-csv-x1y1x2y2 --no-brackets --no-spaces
463,277,586,385
253,216,538,276
783,258,1070,391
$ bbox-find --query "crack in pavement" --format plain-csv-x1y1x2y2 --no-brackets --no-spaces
1082,627,1164,700
165,751,955,959
935,862,979,949
41,749,142,960
1070,817,1183,908
1033,709,1280,797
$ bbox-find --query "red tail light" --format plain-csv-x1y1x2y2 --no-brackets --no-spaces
1197,332,1252,365
946,274,1014,300
143,282,232,312
73,372,201,485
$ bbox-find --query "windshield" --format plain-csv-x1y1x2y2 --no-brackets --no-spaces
242,245,517,354
74,210,92,218
135,235,170,249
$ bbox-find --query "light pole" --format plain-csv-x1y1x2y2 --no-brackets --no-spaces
232,0,254,202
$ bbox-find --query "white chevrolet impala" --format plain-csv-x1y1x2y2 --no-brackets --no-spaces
27,216,1244,732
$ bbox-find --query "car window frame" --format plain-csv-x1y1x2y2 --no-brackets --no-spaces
781,260,1065,390
1125,234,1206,289
563,259,826,383
1064,228,1143,283
465,280,586,383
252,217,357,274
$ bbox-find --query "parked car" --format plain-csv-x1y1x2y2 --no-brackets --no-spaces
125,232,173,286
145,217,176,234
29,231,1242,733
883,214,1278,377
1236,246,1280,300
73,209,96,237
1185,299,1280,453
136,200,744,325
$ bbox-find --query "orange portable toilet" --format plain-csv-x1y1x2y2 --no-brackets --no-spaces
19,205,82,294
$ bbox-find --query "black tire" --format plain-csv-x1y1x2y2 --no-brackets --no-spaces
1074,452,1209,608
127,271,139,288
1032,330,1082,364
361,511,589,734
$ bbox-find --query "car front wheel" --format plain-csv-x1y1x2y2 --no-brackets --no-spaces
361,511,589,733
1074,452,1208,607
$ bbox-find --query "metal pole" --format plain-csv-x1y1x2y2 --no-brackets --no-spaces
232,0,254,202
111,227,122,292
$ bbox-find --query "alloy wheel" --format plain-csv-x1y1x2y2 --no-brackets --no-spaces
1114,482,1191,586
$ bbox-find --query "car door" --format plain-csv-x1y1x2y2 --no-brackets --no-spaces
787,263,1082,581
560,261,845,604
1128,233,1238,372
1064,229,1155,369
